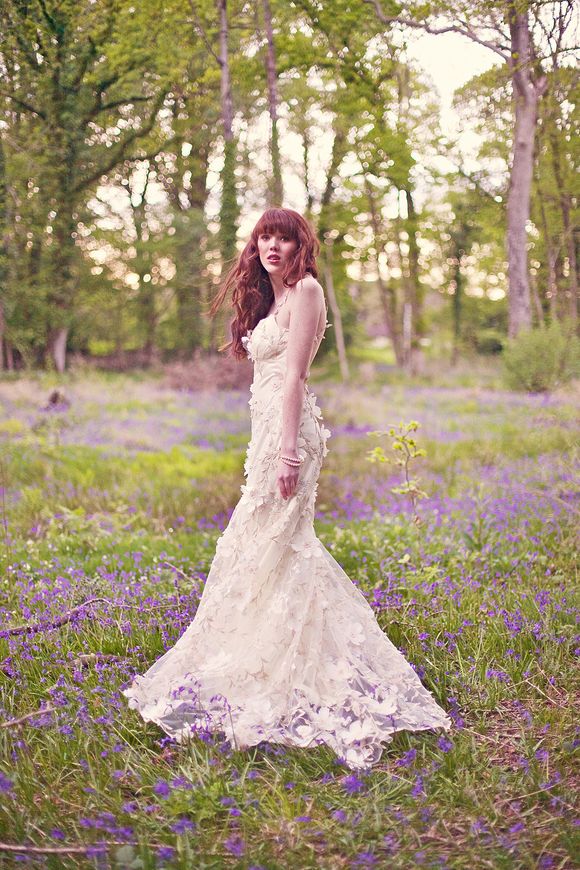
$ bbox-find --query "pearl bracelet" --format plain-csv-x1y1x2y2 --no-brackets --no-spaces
281,453,303,466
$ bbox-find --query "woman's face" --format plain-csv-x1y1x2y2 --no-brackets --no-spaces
256,231,298,275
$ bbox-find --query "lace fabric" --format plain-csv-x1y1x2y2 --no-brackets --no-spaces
122,315,452,770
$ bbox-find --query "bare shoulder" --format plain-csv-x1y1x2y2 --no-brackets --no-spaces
297,273,322,292
294,274,324,303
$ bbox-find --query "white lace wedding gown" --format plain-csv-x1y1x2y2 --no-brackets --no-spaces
122,312,452,770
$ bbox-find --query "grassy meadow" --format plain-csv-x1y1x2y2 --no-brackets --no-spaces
0,361,578,869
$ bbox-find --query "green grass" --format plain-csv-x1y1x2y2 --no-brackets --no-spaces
0,370,578,868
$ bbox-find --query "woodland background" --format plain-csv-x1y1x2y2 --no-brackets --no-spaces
0,0,577,379
1,4,579,867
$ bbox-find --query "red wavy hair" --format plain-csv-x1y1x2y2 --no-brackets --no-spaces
209,207,320,360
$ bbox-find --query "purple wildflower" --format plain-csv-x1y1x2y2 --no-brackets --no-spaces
224,835,245,857
351,850,378,867
342,774,365,794
171,817,196,834
0,773,15,796
153,779,171,798
411,774,426,798
395,748,417,767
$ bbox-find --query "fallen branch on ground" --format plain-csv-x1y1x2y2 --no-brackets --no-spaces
0,705,59,729
2,595,197,638
72,653,122,667
0,841,158,855
1,598,111,637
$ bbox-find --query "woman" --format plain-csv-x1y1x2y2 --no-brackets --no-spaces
122,207,452,770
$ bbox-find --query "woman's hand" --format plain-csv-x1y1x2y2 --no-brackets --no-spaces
277,455,300,500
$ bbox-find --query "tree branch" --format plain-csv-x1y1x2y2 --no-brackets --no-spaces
455,165,503,202
81,62,143,124
69,9,119,93
188,0,222,65
293,0,395,100
68,36,98,92
0,91,46,119
37,0,60,35
123,134,183,166
362,0,511,61
12,28,42,70
99,95,152,112
73,90,171,192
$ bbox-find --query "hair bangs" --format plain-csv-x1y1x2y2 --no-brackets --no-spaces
253,208,299,242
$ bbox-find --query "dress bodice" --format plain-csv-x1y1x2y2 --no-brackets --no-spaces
241,312,331,424
241,312,331,378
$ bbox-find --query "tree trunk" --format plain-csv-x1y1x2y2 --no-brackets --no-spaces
174,216,204,356
506,86,537,336
394,213,411,366
212,0,239,353
554,246,568,321
218,0,235,251
378,279,403,367
47,205,76,370
365,176,404,366
404,187,422,338
451,259,462,366
48,326,69,374
323,240,349,381
506,6,547,337
394,193,420,367
394,66,419,365
0,302,4,371
5,342,14,371
529,271,544,326
536,178,559,320
0,140,5,372
162,137,210,357
262,0,283,206
317,127,350,373
139,281,158,366
302,131,315,218
549,125,578,324
129,166,160,365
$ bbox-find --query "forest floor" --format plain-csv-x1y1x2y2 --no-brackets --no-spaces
0,367,578,869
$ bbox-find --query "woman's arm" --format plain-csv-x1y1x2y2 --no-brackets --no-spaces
280,276,325,454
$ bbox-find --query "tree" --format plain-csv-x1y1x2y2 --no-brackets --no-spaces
363,0,576,337
292,0,450,368
0,0,180,370
541,67,578,323
189,0,244,351
0,139,7,370
262,0,284,206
